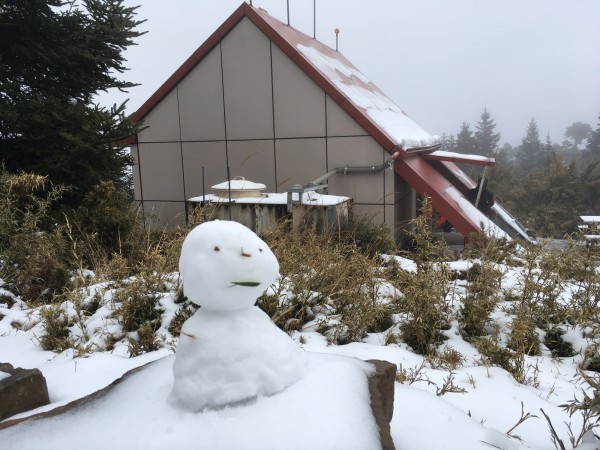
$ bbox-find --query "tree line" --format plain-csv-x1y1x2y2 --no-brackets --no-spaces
440,110,600,237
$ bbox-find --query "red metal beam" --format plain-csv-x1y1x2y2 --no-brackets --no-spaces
394,156,485,237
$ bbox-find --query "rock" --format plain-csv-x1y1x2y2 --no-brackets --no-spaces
0,363,50,421
367,359,397,450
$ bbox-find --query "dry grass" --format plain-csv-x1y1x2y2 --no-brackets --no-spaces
259,220,395,344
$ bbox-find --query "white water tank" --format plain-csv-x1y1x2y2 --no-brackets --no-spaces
211,177,266,199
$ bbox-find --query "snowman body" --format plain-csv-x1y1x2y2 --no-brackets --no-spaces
171,220,306,411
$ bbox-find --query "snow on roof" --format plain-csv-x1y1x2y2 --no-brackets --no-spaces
491,203,533,242
444,186,510,240
424,150,495,167
189,191,351,206
580,216,600,223
296,44,439,150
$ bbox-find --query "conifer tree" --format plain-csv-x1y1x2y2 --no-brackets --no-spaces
455,122,476,154
474,108,501,157
441,133,457,152
543,133,556,164
0,0,145,207
516,119,544,174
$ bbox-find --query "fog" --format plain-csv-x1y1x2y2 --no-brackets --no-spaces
97,0,600,146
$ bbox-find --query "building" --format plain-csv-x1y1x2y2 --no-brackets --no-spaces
130,2,529,243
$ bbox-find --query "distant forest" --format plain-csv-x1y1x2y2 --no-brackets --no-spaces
439,109,600,238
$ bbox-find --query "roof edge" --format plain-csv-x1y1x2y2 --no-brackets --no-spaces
423,150,495,167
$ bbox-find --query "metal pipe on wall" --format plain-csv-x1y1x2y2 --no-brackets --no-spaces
308,159,393,187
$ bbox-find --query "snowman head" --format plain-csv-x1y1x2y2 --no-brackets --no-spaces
179,220,279,311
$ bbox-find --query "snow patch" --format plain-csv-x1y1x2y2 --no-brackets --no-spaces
297,44,439,149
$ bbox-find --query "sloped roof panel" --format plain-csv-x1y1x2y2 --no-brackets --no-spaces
295,44,439,150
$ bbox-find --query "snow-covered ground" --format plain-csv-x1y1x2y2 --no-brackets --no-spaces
1,250,599,449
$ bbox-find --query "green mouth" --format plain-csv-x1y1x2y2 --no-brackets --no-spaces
230,281,261,287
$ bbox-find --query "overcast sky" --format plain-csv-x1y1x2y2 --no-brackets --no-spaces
98,0,600,146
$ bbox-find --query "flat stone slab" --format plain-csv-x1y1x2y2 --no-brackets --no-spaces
0,363,49,421
0,353,387,450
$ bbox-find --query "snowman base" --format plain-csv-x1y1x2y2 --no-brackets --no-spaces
170,306,307,412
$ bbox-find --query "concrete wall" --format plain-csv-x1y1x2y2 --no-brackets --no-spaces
133,17,413,235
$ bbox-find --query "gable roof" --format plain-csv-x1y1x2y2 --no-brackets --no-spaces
132,2,440,157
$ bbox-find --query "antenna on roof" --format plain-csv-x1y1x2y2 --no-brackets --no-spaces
334,28,340,51
313,0,316,38
249,0,252,5
286,0,290,25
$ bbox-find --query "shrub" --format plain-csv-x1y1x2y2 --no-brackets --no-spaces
168,301,197,337
68,181,147,267
38,305,71,351
336,214,396,256
114,280,164,333
462,231,516,264
397,199,451,355
128,322,160,357
507,316,540,356
0,171,70,303
544,327,575,358
459,260,503,338
474,337,514,372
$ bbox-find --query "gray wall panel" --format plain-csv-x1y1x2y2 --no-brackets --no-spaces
221,18,273,140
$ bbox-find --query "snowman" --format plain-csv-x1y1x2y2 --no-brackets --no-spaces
170,220,307,411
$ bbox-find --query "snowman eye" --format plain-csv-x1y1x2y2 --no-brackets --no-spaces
214,246,220,252
259,248,263,253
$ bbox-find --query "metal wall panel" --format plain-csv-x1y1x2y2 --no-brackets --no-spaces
221,18,274,140
137,90,180,143
272,45,326,138
275,138,327,191
178,47,226,142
